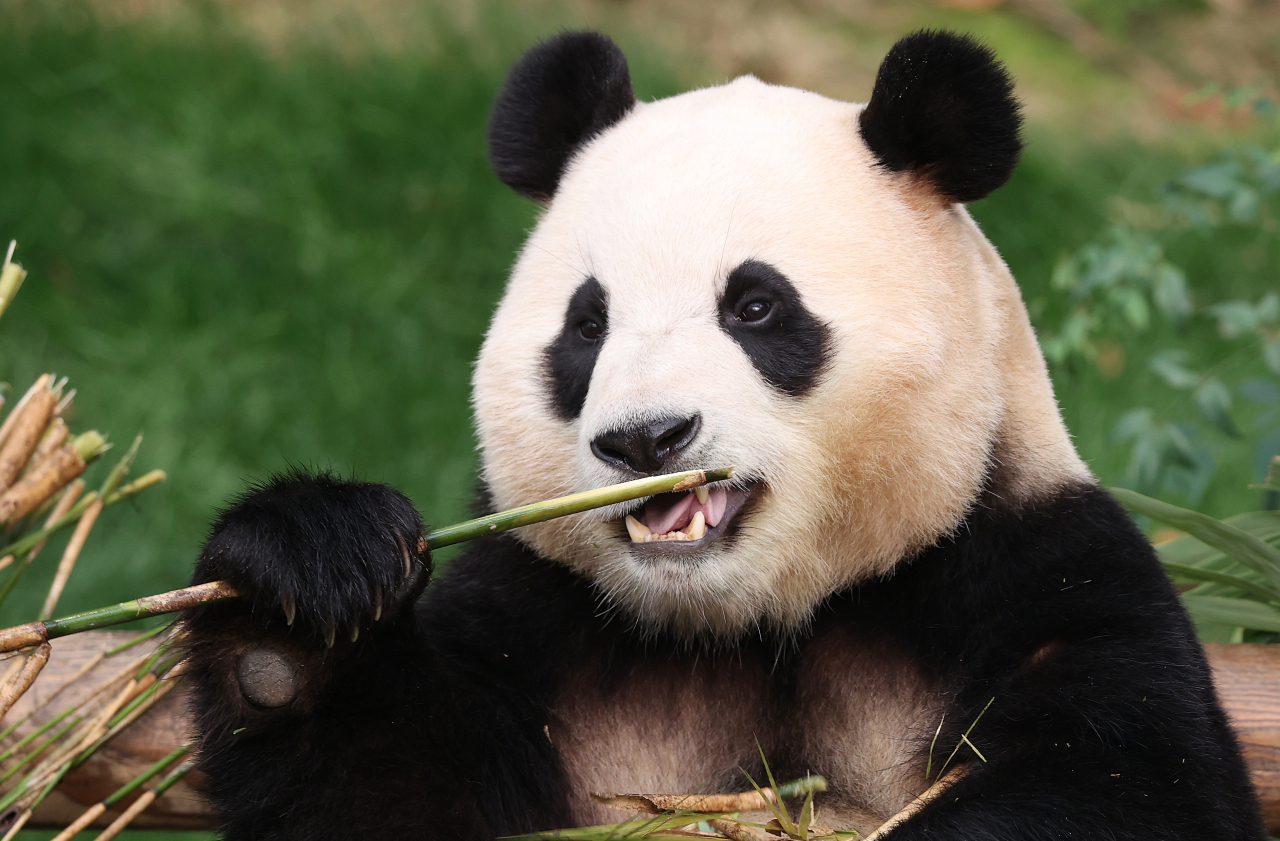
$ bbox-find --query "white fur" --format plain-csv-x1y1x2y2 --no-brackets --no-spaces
472,76,1089,638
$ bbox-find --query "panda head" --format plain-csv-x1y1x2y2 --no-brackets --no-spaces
473,31,1089,638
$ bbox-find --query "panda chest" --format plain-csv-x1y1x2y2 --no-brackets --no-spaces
546,629,938,830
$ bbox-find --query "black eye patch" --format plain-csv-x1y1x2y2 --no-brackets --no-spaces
718,260,832,397
544,277,609,420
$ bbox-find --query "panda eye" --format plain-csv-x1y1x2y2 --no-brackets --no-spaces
737,299,772,324
578,319,603,341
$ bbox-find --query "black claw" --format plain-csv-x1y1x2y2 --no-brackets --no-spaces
280,593,296,627
323,624,336,649
349,623,360,643
372,585,383,622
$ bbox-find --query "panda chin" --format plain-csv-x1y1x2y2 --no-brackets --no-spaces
619,481,762,557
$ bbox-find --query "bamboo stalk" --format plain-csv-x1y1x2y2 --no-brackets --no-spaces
0,444,87,527
0,643,50,720
39,497,104,620
0,467,736,650
24,419,69,477
0,375,50,455
0,384,57,491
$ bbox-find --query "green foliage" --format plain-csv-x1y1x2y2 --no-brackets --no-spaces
1039,94,1280,508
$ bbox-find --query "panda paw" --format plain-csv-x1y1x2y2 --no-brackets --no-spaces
192,470,428,647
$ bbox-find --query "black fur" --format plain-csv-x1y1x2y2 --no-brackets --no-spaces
858,31,1023,203
184,475,1265,840
718,260,832,397
488,32,635,202
544,277,608,420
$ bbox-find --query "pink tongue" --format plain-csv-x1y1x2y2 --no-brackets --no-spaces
641,487,728,535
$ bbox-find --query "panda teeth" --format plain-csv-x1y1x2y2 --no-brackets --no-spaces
694,485,709,505
625,515,652,542
626,511,706,543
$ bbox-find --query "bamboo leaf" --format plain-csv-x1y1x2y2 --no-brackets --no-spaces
1182,594,1280,633
1160,561,1280,603
1110,487,1280,591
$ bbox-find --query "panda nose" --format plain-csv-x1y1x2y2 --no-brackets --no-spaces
590,414,702,475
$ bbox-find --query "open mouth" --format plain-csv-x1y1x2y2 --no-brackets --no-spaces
619,480,760,549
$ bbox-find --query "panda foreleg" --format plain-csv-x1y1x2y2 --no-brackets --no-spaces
181,471,504,840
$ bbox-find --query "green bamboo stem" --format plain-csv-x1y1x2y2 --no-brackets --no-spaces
0,714,81,784
148,754,193,796
0,704,78,764
424,466,735,549
0,467,735,652
102,623,169,658
103,744,188,808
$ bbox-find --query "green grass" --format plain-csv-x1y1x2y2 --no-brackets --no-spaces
0,1,1276,835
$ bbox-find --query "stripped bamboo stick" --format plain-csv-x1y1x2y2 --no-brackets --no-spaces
0,466,737,651
39,497,104,620
591,776,825,815
862,766,968,841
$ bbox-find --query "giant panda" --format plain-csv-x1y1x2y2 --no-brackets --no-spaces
182,30,1266,841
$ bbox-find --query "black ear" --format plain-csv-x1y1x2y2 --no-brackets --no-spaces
858,31,1022,204
488,32,636,202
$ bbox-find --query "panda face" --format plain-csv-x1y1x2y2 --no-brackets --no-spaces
475,51,1088,638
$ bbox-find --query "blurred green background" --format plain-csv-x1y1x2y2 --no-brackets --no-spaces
1,0,1278,835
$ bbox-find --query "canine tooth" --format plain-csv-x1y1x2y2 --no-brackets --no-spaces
694,485,709,505
625,515,652,542
688,511,706,540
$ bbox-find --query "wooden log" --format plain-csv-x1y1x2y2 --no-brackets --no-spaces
1206,642,1280,832
2,631,209,830
1,635,1278,831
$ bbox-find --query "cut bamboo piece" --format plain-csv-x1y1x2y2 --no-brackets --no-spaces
706,819,771,841
0,466,739,650
0,445,88,527
25,419,69,478
0,385,58,491
0,242,26,325
0,375,50,454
